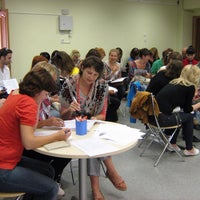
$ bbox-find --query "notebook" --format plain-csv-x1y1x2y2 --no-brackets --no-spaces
44,141,70,150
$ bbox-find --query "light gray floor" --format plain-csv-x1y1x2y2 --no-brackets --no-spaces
3,100,200,200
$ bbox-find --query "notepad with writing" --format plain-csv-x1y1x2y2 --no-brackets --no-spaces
44,141,70,150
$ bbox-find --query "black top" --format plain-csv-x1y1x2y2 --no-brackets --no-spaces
156,83,195,115
146,70,171,95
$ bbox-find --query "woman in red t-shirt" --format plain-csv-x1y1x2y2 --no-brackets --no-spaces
0,67,71,200
183,45,199,67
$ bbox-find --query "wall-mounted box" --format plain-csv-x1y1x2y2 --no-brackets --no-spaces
59,15,73,31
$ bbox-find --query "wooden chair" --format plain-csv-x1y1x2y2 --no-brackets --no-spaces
0,192,25,200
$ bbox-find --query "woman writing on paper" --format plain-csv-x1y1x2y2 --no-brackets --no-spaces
60,56,127,200
23,61,71,196
0,67,71,200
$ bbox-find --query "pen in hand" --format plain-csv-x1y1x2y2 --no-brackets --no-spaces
71,96,81,112
72,96,77,103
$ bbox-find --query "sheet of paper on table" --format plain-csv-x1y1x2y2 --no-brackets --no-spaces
70,138,118,156
34,130,73,141
64,119,104,131
34,130,58,136
93,123,145,145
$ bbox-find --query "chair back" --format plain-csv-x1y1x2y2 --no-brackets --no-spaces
130,91,159,124
0,192,25,198
149,92,181,129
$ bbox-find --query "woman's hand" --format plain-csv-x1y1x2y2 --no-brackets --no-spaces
56,128,71,141
69,101,81,112
50,94,60,103
193,102,200,111
47,117,64,127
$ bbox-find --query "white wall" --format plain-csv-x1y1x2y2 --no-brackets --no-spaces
5,0,191,81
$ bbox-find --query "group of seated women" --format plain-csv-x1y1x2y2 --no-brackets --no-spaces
0,49,128,200
1,45,200,200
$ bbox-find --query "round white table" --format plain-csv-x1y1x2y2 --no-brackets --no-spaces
35,122,139,200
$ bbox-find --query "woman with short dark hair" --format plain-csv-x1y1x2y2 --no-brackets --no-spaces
0,67,71,200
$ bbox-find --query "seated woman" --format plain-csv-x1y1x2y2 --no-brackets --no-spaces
125,47,140,79
0,67,71,200
146,59,183,95
23,61,71,196
183,45,199,67
105,48,125,100
128,48,152,90
150,65,200,156
104,49,126,122
60,56,127,200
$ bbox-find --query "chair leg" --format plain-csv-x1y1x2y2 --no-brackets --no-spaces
138,130,151,148
154,143,169,167
70,161,76,185
154,132,185,167
15,195,24,200
140,137,155,156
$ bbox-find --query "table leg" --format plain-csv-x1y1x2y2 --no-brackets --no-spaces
79,159,87,200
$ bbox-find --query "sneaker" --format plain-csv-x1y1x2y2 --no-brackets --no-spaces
57,183,65,196
183,147,199,156
167,144,181,152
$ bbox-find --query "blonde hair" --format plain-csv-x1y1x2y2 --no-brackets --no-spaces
109,49,119,56
70,49,80,58
31,61,57,78
170,64,200,88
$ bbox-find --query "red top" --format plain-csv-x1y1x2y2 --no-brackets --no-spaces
0,93,38,169
183,59,199,67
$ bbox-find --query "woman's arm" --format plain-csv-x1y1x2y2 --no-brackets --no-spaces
91,97,108,121
20,125,71,150
61,100,81,120
37,117,64,128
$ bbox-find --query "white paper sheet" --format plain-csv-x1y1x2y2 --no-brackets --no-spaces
34,130,57,136
109,86,118,93
110,77,127,83
64,119,103,131
3,78,19,94
34,130,72,140
70,138,118,156
93,123,145,145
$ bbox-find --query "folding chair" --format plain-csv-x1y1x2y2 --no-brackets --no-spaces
130,91,185,167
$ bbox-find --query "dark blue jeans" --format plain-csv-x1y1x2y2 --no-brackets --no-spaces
0,156,58,200
149,112,193,150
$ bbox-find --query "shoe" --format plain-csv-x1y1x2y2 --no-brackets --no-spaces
193,136,200,142
183,147,199,156
92,191,105,200
167,144,181,152
57,183,65,196
106,171,127,191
